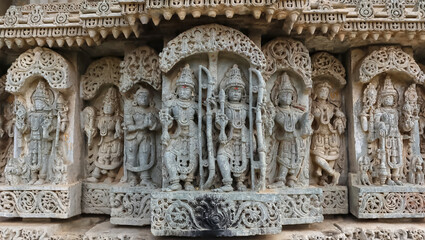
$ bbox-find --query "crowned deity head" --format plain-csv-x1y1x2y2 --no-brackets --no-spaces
277,73,296,107
103,87,119,115
315,81,332,101
363,82,378,107
176,64,195,101
404,84,418,105
224,64,245,103
134,86,151,107
379,76,398,108
32,81,50,111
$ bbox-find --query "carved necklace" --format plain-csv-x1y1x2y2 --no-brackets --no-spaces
279,107,296,132
317,102,332,125
228,102,245,128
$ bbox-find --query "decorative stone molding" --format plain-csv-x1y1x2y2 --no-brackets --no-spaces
280,188,323,225
81,57,122,100
292,228,425,240
119,46,161,92
359,46,425,84
6,47,71,93
0,182,81,218
322,186,348,214
262,38,312,88
82,183,111,214
159,24,267,73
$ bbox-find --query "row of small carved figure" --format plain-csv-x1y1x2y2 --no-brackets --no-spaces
82,64,347,192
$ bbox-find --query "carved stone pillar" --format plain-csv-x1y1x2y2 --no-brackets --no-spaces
0,47,81,218
348,46,425,218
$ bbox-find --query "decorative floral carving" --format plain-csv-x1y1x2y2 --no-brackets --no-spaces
262,38,312,88
311,52,346,87
386,0,405,19
6,47,71,93
82,184,111,214
110,188,152,226
359,192,425,215
357,0,374,19
322,187,348,214
119,47,161,92
159,24,266,73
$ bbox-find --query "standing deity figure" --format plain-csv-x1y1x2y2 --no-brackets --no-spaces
268,73,311,188
121,86,160,187
17,81,66,185
311,82,346,186
161,64,200,192
374,77,403,185
85,88,123,183
214,64,250,192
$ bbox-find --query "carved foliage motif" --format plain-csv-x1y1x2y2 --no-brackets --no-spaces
82,184,111,214
120,47,161,92
293,228,425,240
262,38,312,88
359,192,425,215
281,194,322,221
159,24,266,73
311,52,346,87
6,47,71,93
110,190,151,225
322,188,348,214
81,57,122,100
359,47,425,84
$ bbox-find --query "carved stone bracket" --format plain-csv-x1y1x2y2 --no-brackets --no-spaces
6,47,72,93
0,182,81,218
110,186,153,226
359,46,425,84
81,57,122,100
262,38,312,88
159,24,267,73
120,46,161,92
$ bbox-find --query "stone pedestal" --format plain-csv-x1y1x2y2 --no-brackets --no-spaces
322,186,348,215
151,191,283,237
349,175,425,219
279,187,323,225
82,183,111,214
110,185,153,226
0,182,81,218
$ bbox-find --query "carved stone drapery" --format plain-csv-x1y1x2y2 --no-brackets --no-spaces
359,46,425,84
81,57,122,100
6,47,72,93
159,24,267,73
262,38,312,89
119,46,161,92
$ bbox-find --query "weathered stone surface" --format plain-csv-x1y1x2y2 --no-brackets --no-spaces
110,185,153,226
151,191,283,237
322,186,348,215
0,182,81,218
82,182,111,215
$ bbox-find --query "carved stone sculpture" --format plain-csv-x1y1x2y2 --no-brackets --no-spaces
214,64,251,192
267,73,311,189
83,87,123,183
121,86,160,187
160,64,200,192
311,82,346,186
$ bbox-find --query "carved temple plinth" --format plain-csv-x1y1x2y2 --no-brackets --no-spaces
82,182,111,214
322,186,348,215
110,185,153,226
278,187,323,225
0,182,81,219
150,191,283,237
349,175,425,219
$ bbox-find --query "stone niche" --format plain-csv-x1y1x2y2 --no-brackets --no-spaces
348,46,425,219
149,24,323,237
0,47,81,218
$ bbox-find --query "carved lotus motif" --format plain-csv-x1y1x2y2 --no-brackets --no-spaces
195,196,232,230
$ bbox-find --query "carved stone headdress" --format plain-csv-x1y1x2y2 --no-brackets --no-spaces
272,72,298,105
32,81,50,103
223,64,245,91
103,87,119,109
279,72,296,95
362,82,378,107
404,84,418,104
176,64,196,89
379,76,398,105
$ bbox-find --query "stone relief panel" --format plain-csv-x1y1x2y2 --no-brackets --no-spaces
0,76,14,184
0,47,81,218
349,46,425,218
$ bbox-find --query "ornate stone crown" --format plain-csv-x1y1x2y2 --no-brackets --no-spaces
224,64,245,91
279,72,296,95
315,81,332,91
103,87,118,107
32,81,49,102
176,64,196,89
404,84,418,104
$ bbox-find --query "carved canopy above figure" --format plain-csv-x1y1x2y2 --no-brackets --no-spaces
120,46,161,92
6,47,72,93
312,52,346,88
359,46,425,83
159,24,267,73
262,38,312,88
81,57,122,100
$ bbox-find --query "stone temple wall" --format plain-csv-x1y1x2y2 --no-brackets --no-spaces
0,0,425,238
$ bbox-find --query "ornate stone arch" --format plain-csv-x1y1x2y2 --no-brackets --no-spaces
120,46,161,93
6,47,72,94
159,24,267,73
359,46,425,84
312,52,346,88
81,57,121,100
262,38,312,89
